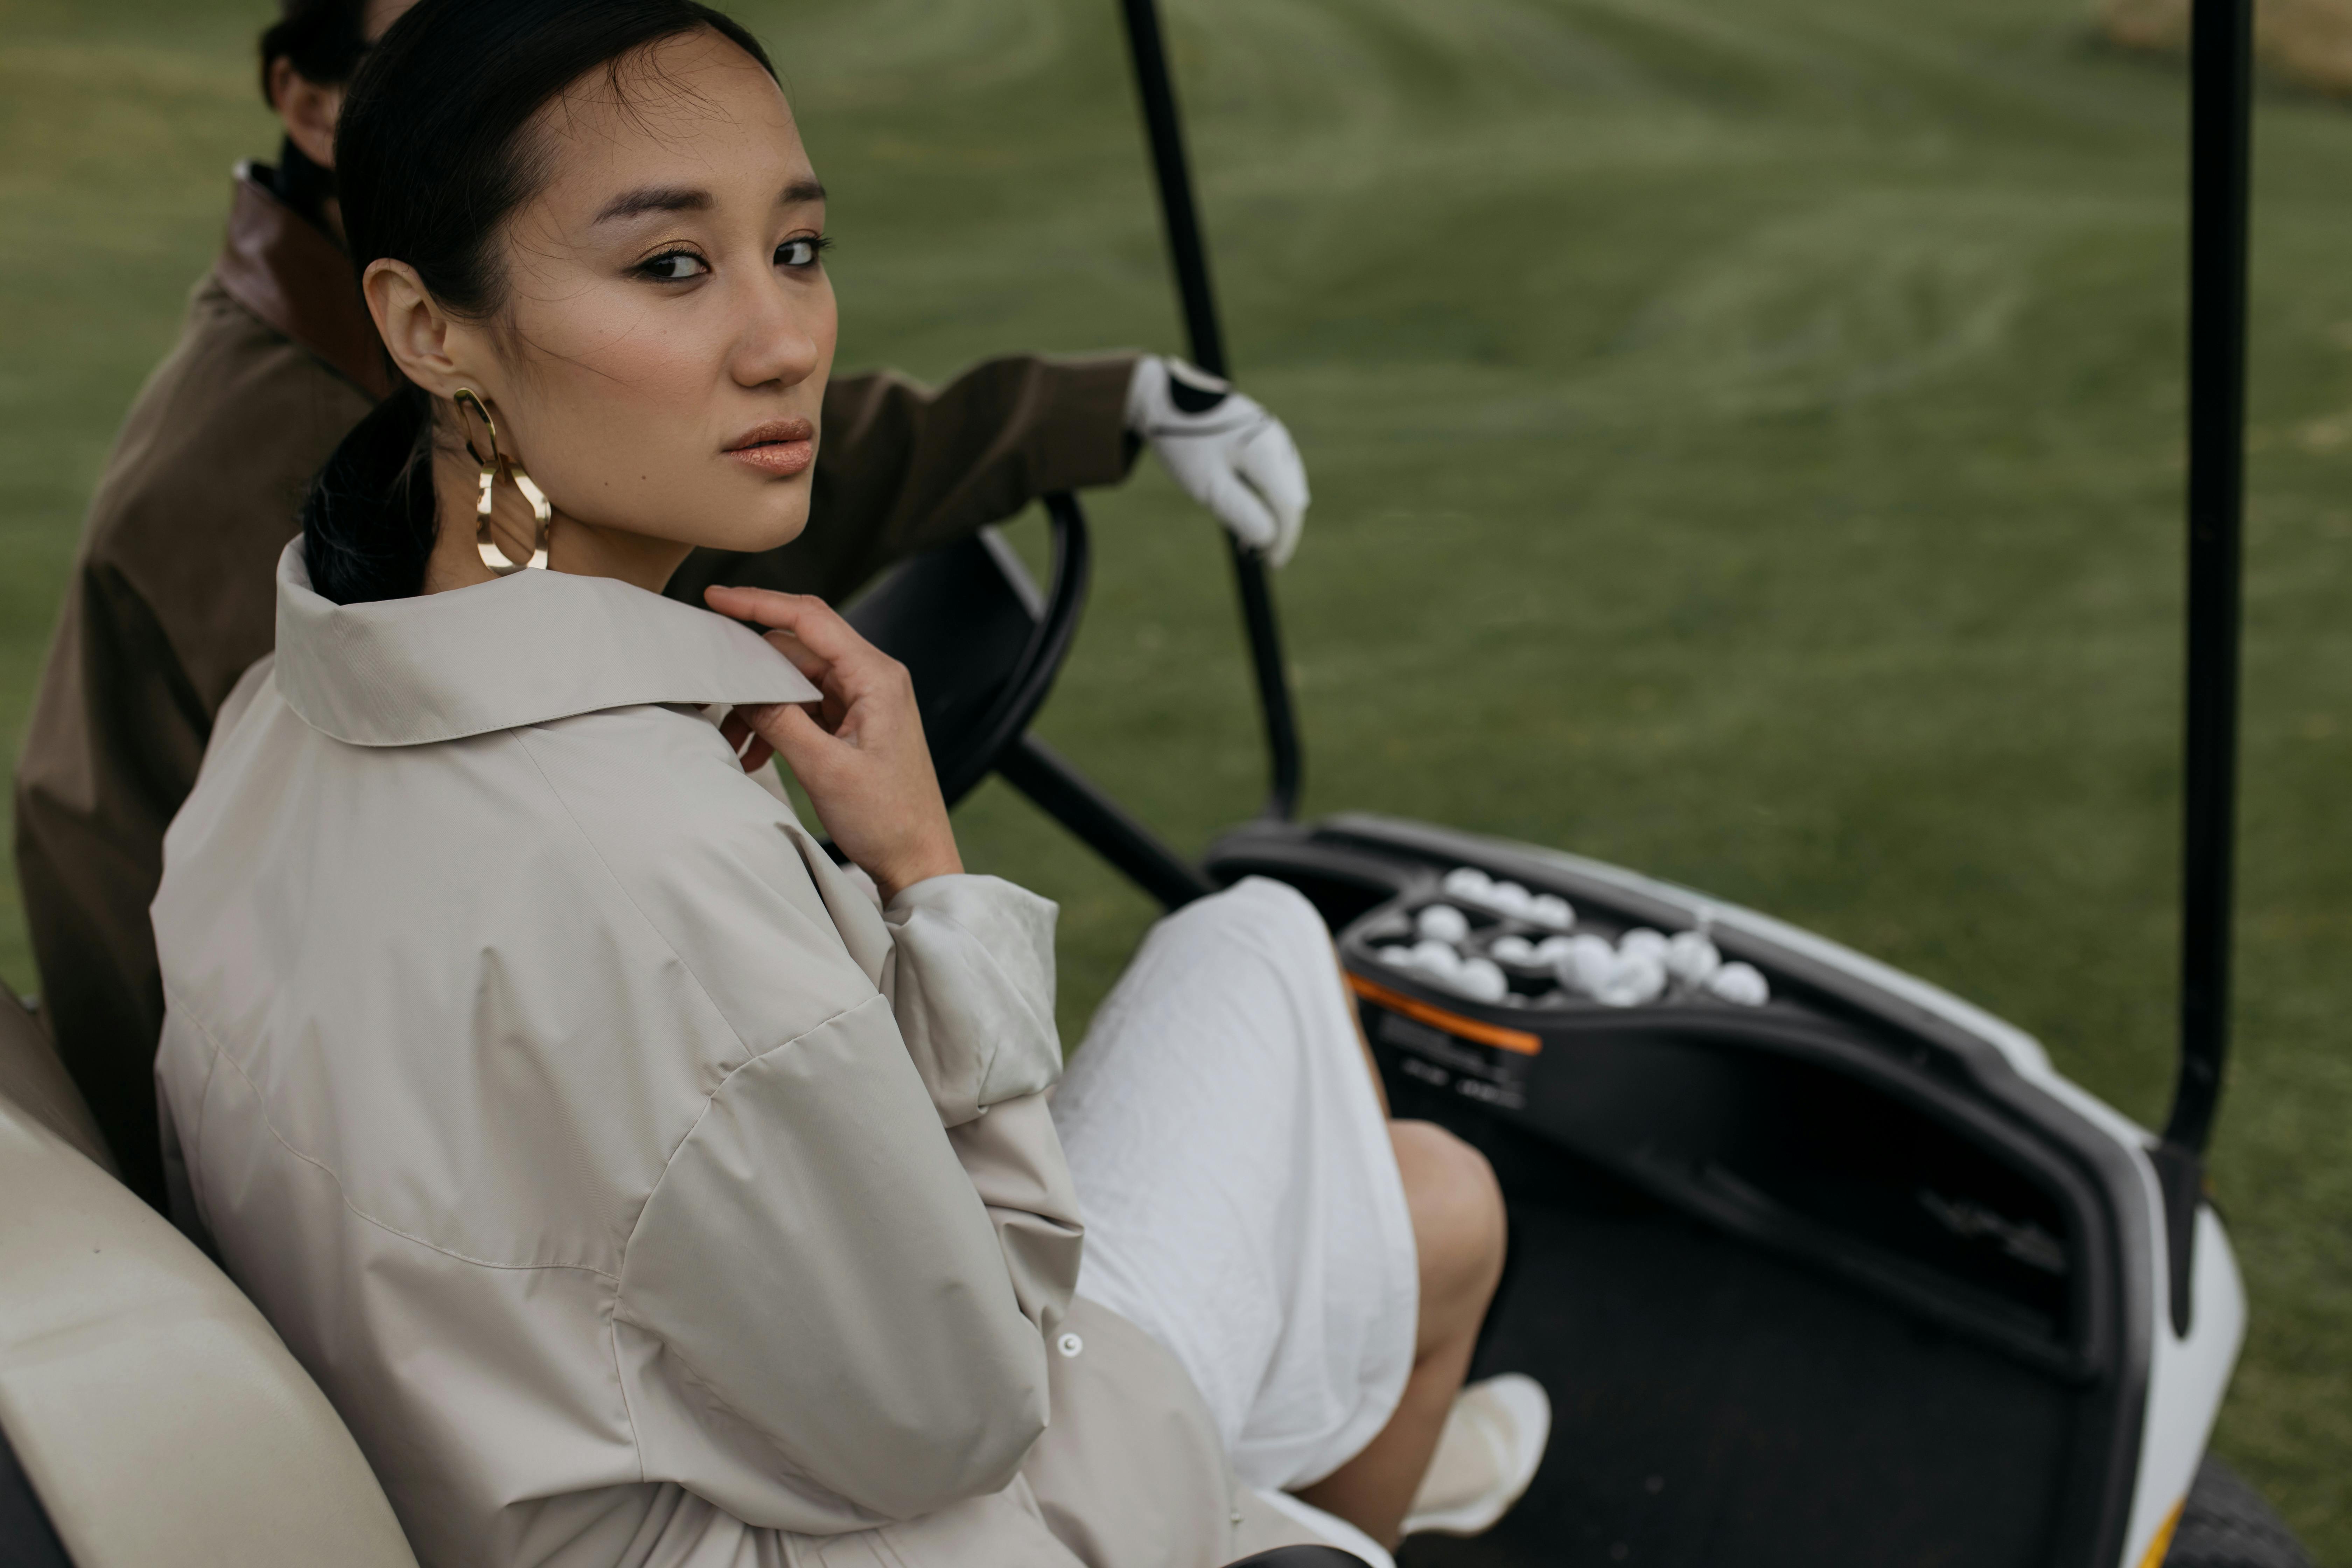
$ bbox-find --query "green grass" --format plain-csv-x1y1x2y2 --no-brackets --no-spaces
4,0,2347,1550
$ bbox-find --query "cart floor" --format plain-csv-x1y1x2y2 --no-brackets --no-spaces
1402,1132,2077,1568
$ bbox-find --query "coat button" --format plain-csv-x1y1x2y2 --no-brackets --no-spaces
1057,1332,1084,1358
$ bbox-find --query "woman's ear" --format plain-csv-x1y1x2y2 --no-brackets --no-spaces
364,259,463,394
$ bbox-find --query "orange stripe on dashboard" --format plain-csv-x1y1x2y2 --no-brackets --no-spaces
1347,973,1543,1056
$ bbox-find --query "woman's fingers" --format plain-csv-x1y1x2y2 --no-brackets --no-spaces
706,584,907,701
759,700,962,902
705,586,874,741
706,583,862,663
707,586,833,680
703,581,807,626
758,628,831,683
760,700,836,778
718,707,775,775
708,586,959,901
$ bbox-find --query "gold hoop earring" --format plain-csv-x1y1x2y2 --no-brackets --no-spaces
453,388,550,573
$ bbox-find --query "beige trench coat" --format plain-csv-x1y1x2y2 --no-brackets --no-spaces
153,544,1318,1567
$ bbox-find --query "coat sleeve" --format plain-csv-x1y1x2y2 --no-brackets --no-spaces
881,875,1080,1346
611,874,1082,1530
878,873,1064,1125
667,354,1140,608
13,557,209,1208
15,281,371,1208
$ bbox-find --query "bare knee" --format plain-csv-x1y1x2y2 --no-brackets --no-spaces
1390,1120,1505,1350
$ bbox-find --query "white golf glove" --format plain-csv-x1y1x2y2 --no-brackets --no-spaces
1126,355,1310,567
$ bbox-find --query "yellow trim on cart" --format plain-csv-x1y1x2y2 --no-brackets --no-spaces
2136,1498,2185,1568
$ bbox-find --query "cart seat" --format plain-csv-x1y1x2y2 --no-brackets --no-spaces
0,982,418,1568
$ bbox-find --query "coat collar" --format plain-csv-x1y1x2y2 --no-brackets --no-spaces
274,540,820,747
214,162,396,401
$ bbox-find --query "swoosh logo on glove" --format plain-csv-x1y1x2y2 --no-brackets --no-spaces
1168,372,1229,415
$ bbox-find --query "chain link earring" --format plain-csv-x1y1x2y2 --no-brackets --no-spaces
453,388,551,573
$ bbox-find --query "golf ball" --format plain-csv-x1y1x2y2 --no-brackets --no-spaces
1598,952,1668,1007
1490,934,1536,964
1416,904,1471,944
1455,957,1508,1003
1557,934,1618,996
1411,938,1463,974
1707,962,1770,1006
1487,880,1534,916
1618,928,1669,963
1664,931,1722,987
1442,867,1493,901
1533,934,1575,963
1528,894,1575,931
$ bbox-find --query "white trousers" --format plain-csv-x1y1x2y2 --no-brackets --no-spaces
1052,877,1420,1498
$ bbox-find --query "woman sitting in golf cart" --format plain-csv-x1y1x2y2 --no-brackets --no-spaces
148,1,1545,1562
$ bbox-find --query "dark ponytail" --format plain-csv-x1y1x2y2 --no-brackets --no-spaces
300,0,778,604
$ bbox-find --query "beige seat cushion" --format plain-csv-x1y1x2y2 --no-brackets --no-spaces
0,988,418,1568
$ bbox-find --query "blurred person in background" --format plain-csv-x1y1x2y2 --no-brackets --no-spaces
13,0,1309,1210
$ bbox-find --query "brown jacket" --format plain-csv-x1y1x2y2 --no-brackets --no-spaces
13,166,1138,1206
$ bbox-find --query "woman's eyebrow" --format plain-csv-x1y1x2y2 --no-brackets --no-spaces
594,185,712,224
593,179,826,226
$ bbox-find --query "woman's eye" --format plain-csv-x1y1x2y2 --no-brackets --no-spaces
776,236,828,269
638,251,709,282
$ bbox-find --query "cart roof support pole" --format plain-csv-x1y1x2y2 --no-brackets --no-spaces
1116,0,1304,820
2156,0,2253,1336
2170,0,2252,1158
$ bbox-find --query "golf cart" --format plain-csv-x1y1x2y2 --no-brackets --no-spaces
855,0,2314,1563
0,1,2314,1566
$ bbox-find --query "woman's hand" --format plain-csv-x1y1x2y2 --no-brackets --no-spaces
705,584,962,902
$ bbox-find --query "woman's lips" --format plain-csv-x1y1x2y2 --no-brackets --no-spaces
724,418,816,477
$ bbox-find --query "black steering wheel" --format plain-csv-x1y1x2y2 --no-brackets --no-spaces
842,491,1091,808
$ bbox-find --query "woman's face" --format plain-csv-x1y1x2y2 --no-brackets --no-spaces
412,29,836,559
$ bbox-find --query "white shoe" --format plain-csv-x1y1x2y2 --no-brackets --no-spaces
1401,1373,1551,1538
